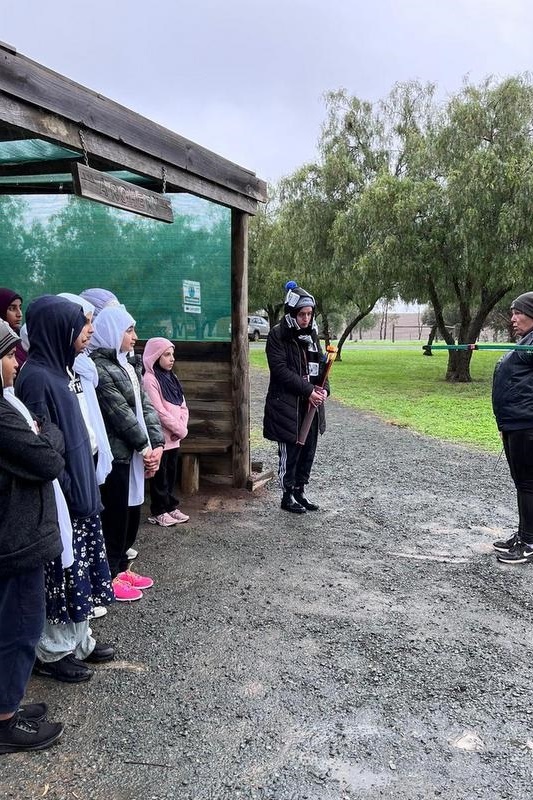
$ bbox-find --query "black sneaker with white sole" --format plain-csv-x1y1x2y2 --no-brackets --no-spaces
496,543,533,564
0,713,63,754
493,533,520,553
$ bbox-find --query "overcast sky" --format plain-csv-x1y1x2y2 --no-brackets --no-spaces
3,0,533,186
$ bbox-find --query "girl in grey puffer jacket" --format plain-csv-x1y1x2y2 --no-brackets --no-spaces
91,305,164,601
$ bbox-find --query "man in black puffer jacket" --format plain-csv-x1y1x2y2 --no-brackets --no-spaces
263,282,329,513
492,291,533,564
0,320,65,753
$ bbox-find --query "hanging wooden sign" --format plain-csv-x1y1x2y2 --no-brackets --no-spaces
71,163,174,223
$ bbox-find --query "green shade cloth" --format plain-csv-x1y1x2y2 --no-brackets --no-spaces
0,193,231,341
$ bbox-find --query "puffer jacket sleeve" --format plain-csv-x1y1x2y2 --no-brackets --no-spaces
138,381,165,450
95,361,150,453
0,403,65,482
266,329,314,399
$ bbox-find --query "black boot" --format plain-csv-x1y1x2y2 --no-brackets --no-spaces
281,491,306,514
293,486,319,511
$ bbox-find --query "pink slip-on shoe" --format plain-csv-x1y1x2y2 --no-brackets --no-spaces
147,512,178,527
112,577,143,602
170,509,189,523
116,569,154,590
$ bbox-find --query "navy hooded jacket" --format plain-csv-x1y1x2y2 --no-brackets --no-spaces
492,329,533,431
15,295,101,518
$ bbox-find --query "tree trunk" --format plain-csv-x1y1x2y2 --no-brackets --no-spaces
336,298,379,360
423,323,438,356
266,302,283,329
321,311,332,349
445,349,473,382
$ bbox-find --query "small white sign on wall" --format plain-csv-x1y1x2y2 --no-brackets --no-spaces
183,280,201,314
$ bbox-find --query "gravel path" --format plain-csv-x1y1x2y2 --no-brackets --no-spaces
3,366,530,800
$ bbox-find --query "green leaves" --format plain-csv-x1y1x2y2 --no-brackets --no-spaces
251,75,533,379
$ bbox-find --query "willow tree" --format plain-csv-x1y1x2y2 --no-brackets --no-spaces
328,76,533,381
248,190,288,326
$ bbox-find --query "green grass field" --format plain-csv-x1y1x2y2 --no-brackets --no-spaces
249,342,503,453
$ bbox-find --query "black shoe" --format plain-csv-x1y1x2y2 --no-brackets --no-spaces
33,654,94,683
493,533,520,552
293,488,319,511
496,543,533,564
17,703,47,722
0,713,64,754
84,642,115,664
280,492,306,514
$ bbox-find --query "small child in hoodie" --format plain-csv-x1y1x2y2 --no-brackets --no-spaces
142,338,189,526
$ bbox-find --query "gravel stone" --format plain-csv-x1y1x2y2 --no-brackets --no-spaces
2,366,530,799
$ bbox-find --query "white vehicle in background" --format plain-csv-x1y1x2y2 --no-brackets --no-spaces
248,315,270,341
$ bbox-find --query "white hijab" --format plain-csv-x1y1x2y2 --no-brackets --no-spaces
90,305,135,366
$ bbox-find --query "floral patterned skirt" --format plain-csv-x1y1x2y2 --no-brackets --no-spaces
45,513,114,624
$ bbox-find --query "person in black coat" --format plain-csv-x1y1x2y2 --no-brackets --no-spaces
492,291,533,564
0,320,65,753
263,282,329,513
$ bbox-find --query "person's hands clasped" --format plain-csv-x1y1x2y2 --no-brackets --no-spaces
309,387,327,408
143,446,164,472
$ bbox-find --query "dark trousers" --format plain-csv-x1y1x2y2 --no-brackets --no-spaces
503,428,533,544
100,463,141,577
278,415,319,492
149,449,180,516
0,566,45,714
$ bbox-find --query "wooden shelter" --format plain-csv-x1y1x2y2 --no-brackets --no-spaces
0,42,267,491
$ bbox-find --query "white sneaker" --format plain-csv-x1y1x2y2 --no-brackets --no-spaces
147,512,178,527
89,606,108,619
170,509,189,523
126,548,138,560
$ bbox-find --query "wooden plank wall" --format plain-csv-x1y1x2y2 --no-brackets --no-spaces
152,340,234,484
177,359,233,442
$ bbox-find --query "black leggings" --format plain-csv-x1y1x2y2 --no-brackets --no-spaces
149,449,180,516
278,415,319,492
99,463,141,576
503,429,533,544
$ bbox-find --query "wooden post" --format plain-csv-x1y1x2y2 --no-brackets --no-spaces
181,454,200,495
231,209,250,488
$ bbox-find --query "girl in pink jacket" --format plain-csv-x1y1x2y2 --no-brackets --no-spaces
142,338,189,526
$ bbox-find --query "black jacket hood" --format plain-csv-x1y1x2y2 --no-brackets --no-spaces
26,295,85,372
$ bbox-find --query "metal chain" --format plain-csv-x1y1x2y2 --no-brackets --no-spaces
161,166,167,194
78,129,89,166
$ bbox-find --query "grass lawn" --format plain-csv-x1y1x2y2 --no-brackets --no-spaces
249,342,504,453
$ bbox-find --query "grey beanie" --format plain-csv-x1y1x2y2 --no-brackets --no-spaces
511,292,533,319
0,318,20,359
284,282,316,317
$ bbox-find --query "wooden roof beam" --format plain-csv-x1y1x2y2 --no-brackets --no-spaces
0,47,267,208
0,96,260,213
